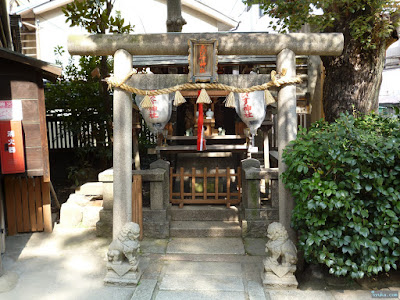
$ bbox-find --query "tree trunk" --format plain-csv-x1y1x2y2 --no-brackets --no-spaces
321,30,387,122
166,0,186,32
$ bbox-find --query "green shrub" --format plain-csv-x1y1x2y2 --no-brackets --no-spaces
282,113,400,278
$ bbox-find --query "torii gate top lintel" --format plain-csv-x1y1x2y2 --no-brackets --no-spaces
68,32,344,57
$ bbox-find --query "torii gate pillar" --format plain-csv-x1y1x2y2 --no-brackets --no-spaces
112,49,133,238
277,49,297,239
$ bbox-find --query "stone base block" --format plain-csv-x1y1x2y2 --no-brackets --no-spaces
241,219,270,238
59,202,83,227
143,221,170,238
99,209,113,223
262,271,298,289
245,208,278,221
143,208,167,222
96,221,112,237
75,182,103,196
82,206,103,227
104,269,142,286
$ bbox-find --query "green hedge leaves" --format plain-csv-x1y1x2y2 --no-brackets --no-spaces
282,113,400,278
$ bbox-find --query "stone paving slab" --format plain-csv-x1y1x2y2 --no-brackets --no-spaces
140,238,168,254
131,279,157,300
155,290,247,300
266,290,335,300
163,261,242,276
248,280,267,300
159,274,245,292
331,290,395,300
166,238,245,255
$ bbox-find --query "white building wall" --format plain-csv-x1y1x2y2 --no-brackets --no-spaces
34,0,233,64
37,9,86,62
379,40,400,105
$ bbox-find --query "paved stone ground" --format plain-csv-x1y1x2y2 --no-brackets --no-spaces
1,226,399,300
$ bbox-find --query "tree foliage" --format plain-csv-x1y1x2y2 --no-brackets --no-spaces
245,0,400,121
63,0,134,34
282,113,400,278
246,0,399,51
46,47,114,184
46,1,134,184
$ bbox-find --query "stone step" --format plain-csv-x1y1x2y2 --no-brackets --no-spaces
169,221,242,237
75,182,103,196
169,205,239,221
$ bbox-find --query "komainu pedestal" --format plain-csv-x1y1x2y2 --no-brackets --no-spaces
104,222,142,286
262,222,298,289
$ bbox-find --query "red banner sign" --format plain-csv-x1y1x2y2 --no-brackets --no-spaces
0,121,25,174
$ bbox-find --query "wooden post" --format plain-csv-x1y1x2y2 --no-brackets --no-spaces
215,167,219,201
132,175,143,240
35,177,44,231
41,178,52,233
5,177,16,235
21,177,30,232
28,177,37,232
192,168,195,201
132,128,141,170
226,167,231,208
14,178,23,233
169,167,173,204
263,131,270,168
203,167,207,201
179,167,184,208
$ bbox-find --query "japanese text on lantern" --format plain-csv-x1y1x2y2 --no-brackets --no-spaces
149,96,158,119
241,93,253,118
199,44,207,73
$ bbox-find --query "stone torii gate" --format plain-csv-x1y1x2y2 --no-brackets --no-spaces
68,32,344,238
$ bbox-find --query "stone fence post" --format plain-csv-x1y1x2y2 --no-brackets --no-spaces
241,158,279,237
96,165,170,238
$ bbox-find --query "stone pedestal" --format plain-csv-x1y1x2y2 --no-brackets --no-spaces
261,222,298,289
104,222,142,286
262,271,298,289
104,261,142,286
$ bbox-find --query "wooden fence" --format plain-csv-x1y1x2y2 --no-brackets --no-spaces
170,167,241,208
4,175,52,235
46,117,156,150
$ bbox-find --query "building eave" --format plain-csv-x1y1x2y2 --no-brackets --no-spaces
182,0,238,28
0,47,62,79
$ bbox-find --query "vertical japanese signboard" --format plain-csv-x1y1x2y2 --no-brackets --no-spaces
0,100,25,174
188,39,218,83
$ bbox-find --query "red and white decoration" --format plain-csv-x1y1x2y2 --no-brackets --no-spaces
197,103,206,151
235,91,266,135
136,93,172,132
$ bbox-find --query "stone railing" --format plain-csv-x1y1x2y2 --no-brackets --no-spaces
96,159,170,238
241,158,279,237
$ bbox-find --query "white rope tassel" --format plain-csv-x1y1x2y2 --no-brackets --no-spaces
140,92,153,108
264,89,276,106
224,92,236,108
196,88,211,104
173,91,186,106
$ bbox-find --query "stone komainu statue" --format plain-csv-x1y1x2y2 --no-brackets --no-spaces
265,222,297,270
107,222,140,266
262,222,298,288
104,222,141,286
